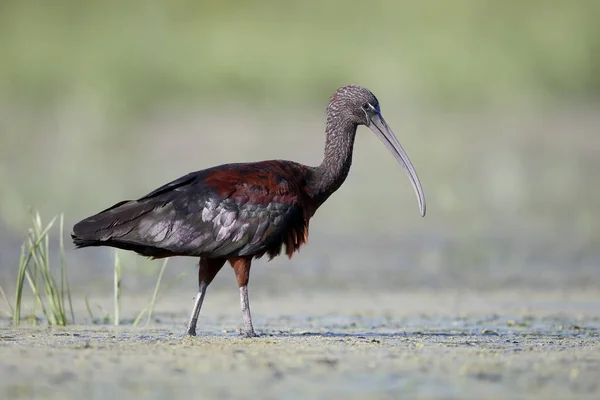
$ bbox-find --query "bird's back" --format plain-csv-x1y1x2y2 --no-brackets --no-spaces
72,161,316,259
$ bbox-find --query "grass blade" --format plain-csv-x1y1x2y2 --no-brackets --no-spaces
113,251,122,326
13,244,27,325
0,284,14,317
132,307,147,327
59,214,75,324
23,266,50,323
133,270,186,327
84,294,95,323
145,259,169,327
31,231,40,323
31,229,63,325
28,213,56,323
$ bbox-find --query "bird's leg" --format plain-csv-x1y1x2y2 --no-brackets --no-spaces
185,257,225,336
228,256,257,338
185,282,207,337
238,285,255,337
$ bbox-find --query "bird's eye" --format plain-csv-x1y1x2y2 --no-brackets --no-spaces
362,103,371,111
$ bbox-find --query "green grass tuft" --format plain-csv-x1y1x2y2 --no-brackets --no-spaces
12,211,72,326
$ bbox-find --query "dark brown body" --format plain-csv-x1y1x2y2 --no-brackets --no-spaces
73,160,320,260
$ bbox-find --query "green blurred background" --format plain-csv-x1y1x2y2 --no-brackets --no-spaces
1,0,599,293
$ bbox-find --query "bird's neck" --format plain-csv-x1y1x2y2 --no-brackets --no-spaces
309,120,358,204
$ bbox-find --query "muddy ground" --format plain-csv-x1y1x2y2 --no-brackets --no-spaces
1,290,599,399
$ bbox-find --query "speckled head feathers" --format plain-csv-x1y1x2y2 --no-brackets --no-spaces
327,85,380,127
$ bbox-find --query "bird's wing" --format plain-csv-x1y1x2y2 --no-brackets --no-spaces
72,162,310,259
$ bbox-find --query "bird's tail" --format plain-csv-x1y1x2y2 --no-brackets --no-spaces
71,236,100,249
71,199,177,258
71,200,146,247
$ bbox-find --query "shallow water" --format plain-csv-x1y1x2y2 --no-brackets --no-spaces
1,290,599,399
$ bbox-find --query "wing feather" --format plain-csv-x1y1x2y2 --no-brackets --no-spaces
72,161,311,259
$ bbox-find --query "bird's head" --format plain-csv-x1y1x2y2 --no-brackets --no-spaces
328,85,426,217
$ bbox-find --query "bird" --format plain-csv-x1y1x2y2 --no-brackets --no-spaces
71,85,426,338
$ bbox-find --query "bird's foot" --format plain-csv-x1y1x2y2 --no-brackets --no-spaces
183,328,197,337
239,329,258,338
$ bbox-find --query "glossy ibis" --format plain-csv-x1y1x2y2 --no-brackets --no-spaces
72,85,426,337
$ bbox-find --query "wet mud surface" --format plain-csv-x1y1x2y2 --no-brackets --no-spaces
1,290,599,399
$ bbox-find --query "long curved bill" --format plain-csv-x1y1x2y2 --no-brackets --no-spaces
367,113,426,217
